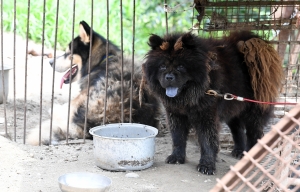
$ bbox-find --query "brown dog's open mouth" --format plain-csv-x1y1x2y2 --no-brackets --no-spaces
60,65,78,89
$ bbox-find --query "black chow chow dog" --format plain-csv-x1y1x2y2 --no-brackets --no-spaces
27,21,161,145
142,31,283,175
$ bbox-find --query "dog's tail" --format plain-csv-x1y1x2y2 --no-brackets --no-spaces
237,38,284,110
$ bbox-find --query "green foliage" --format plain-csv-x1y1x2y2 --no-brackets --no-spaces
2,0,193,56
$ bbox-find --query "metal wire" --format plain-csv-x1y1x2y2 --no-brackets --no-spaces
13,0,16,141
83,0,94,143
103,0,109,124
49,0,60,145
164,0,169,35
120,0,124,123
38,0,47,146
130,0,136,123
23,0,31,144
0,0,7,139
65,0,77,145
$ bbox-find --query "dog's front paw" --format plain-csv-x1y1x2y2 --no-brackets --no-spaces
197,158,216,175
165,154,185,164
197,163,215,175
231,149,244,159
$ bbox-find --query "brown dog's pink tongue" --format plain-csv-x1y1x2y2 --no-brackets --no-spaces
60,71,71,89
60,77,64,89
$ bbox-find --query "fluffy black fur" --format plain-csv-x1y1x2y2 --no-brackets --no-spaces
143,31,281,175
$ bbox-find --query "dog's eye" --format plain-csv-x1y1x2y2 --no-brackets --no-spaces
160,65,166,70
177,65,185,71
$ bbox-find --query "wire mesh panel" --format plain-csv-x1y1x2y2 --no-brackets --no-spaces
188,0,300,151
211,104,300,192
192,0,300,104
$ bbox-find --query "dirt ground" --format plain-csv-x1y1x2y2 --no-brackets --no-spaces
0,101,239,192
0,39,280,192
0,131,240,192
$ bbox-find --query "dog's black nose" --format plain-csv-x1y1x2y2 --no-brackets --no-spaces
49,59,54,66
165,73,175,81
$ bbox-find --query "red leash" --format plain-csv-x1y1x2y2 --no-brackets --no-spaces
205,90,298,105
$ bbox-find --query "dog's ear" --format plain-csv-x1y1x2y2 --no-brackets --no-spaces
148,34,169,50
174,32,194,51
79,21,91,44
181,32,195,47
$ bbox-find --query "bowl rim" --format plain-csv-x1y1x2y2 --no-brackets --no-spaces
58,172,112,189
89,123,158,140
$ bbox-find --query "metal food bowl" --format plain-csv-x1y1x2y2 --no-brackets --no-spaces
58,172,112,192
89,123,158,171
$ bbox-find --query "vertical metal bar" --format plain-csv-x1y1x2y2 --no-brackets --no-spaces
130,0,136,123
66,0,76,145
0,0,7,138
83,0,94,143
103,0,109,124
120,0,124,122
49,0,60,144
277,4,289,108
292,2,300,103
191,2,195,31
23,0,31,144
38,0,47,146
258,0,262,36
287,40,293,105
164,0,168,35
236,0,240,31
13,0,17,141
